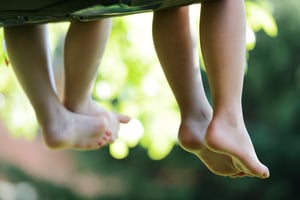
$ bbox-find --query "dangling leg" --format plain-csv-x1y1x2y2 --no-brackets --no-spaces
4,25,111,150
63,20,129,145
153,7,243,177
200,0,269,178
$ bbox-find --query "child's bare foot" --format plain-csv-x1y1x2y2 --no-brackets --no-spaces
204,111,270,178
178,112,244,177
64,99,130,146
41,108,109,150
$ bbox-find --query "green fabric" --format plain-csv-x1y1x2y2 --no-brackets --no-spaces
0,0,215,27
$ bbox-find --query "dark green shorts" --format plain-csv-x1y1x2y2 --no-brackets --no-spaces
155,0,217,9
0,0,218,27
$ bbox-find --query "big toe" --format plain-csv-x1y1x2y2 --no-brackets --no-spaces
232,157,270,179
250,162,270,179
259,165,270,178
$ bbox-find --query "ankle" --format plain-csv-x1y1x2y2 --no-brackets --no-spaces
41,117,70,149
213,105,244,126
205,109,246,149
34,105,70,149
181,107,212,123
178,109,212,149
63,97,90,113
178,126,202,151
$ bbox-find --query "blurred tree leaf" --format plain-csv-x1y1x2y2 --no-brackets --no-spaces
246,0,278,37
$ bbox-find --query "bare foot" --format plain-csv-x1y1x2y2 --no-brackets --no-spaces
178,114,244,177
65,99,130,146
41,108,109,150
204,113,270,178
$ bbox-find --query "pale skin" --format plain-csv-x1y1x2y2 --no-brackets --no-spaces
153,1,269,178
63,20,130,144
3,20,129,150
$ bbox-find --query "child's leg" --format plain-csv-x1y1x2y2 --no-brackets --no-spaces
63,20,129,143
4,25,111,150
153,7,243,177
200,0,269,178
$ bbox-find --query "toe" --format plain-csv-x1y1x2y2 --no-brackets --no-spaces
118,114,131,123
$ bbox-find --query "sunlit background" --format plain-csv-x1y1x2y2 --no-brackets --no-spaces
1,0,299,199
